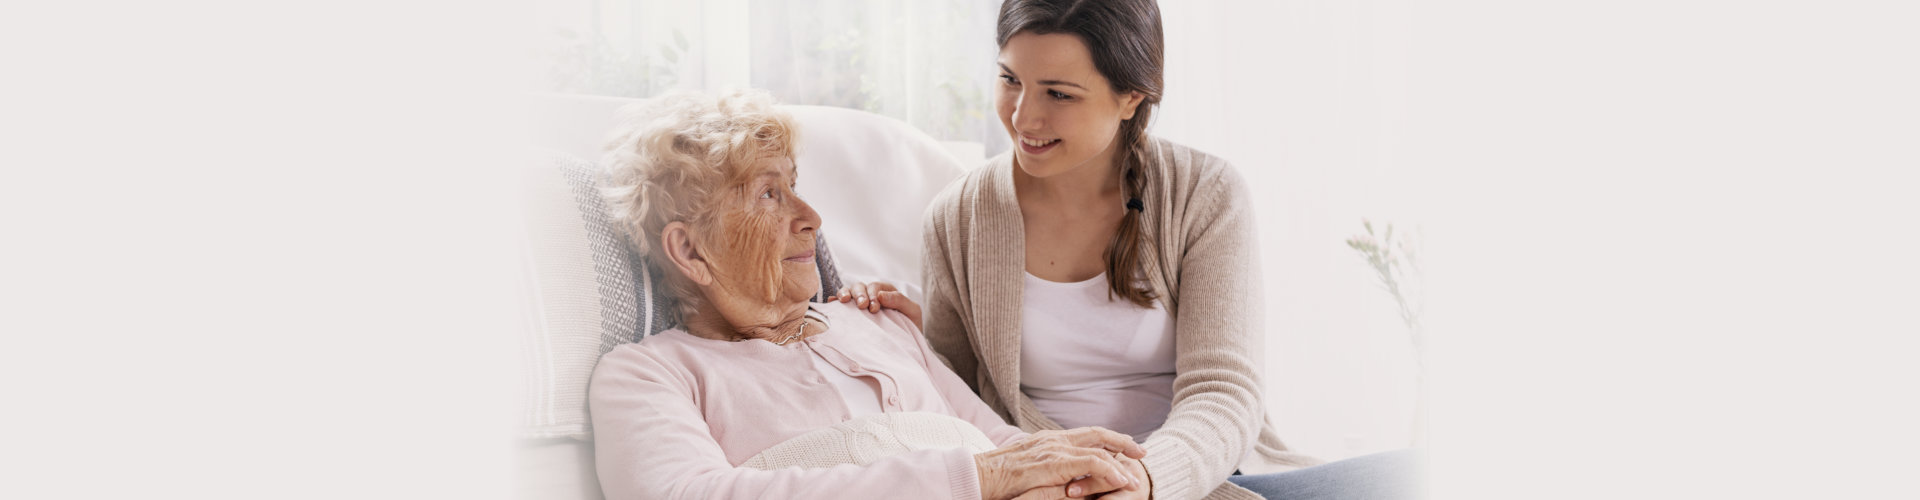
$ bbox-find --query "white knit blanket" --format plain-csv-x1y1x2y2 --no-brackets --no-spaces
742,412,996,469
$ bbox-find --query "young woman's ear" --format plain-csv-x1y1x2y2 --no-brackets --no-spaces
660,222,713,286
1118,90,1146,120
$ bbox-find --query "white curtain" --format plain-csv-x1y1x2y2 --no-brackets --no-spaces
533,0,1009,155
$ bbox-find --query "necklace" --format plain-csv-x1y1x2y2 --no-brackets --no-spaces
771,306,829,346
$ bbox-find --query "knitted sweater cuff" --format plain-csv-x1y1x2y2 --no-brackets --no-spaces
1142,438,1200,500
944,447,983,500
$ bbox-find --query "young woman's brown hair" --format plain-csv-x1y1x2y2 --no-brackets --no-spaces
997,0,1165,307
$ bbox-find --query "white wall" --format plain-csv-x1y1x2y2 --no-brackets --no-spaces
1157,1,1920,496
1155,0,1422,460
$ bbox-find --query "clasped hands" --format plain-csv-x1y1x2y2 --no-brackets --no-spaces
975,427,1153,500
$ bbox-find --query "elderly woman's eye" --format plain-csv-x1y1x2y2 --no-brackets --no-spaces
758,188,775,200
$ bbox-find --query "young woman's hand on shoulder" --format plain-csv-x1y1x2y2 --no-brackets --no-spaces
833,281,922,330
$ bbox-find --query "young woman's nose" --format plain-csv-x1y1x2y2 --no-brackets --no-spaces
1012,90,1045,134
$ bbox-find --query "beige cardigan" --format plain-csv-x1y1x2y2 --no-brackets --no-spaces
920,137,1322,500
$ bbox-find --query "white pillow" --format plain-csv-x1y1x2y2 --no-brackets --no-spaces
515,152,659,440
784,105,967,301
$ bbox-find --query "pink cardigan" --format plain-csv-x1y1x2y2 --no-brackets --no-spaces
588,301,1027,500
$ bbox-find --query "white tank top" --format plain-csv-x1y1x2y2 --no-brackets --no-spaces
1019,271,1177,442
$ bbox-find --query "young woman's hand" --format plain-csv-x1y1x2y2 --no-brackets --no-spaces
974,427,1147,500
1088,455,1152,500
833,281,922,329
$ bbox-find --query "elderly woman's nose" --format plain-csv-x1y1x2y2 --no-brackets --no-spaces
791,196,821,233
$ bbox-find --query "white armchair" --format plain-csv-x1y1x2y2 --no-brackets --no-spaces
513,93,970,500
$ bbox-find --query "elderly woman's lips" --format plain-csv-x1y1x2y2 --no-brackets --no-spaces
784,250,816,263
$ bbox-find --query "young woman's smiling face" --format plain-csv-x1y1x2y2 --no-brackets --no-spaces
995,31,1144,179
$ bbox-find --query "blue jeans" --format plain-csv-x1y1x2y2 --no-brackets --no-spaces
1226,449,1423,500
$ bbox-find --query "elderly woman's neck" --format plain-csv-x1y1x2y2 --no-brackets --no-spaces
683,303,820,343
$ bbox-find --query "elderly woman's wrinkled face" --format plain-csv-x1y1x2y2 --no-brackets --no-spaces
700,156,822,310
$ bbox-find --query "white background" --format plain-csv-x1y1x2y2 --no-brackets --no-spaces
5,1,1918,499
1155,0,1428,460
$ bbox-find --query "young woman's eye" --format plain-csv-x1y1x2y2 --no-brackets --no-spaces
999,74,1018,86
1048,89,1073,100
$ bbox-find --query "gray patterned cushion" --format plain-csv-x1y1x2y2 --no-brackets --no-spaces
517,152,842,439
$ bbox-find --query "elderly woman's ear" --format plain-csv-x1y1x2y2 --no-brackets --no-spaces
659,221,714,286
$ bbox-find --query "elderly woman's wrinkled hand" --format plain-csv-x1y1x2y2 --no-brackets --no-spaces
834,281,922,329
1008,453,1151,500
973,427,1148,500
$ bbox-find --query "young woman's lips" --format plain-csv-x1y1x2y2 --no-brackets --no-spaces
784,250,816,263
1019,136,1061,155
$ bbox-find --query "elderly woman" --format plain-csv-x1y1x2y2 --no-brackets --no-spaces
588,89,1153,500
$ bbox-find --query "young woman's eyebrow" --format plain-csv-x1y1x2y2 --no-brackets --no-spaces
1040,80,1086,90
998,63,1088,90
998,63,1090,90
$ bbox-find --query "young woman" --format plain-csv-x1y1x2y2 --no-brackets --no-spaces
840,1,1418,499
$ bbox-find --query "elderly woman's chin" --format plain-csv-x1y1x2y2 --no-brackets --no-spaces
779,267,820,304
775,243,819,301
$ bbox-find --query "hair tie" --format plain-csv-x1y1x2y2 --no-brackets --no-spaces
1126,197,1144,212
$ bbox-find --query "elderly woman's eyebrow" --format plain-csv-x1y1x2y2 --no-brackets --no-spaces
746,170,792,191
767,162,798,181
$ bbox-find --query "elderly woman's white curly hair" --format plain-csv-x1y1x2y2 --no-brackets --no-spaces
600,89,797,316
